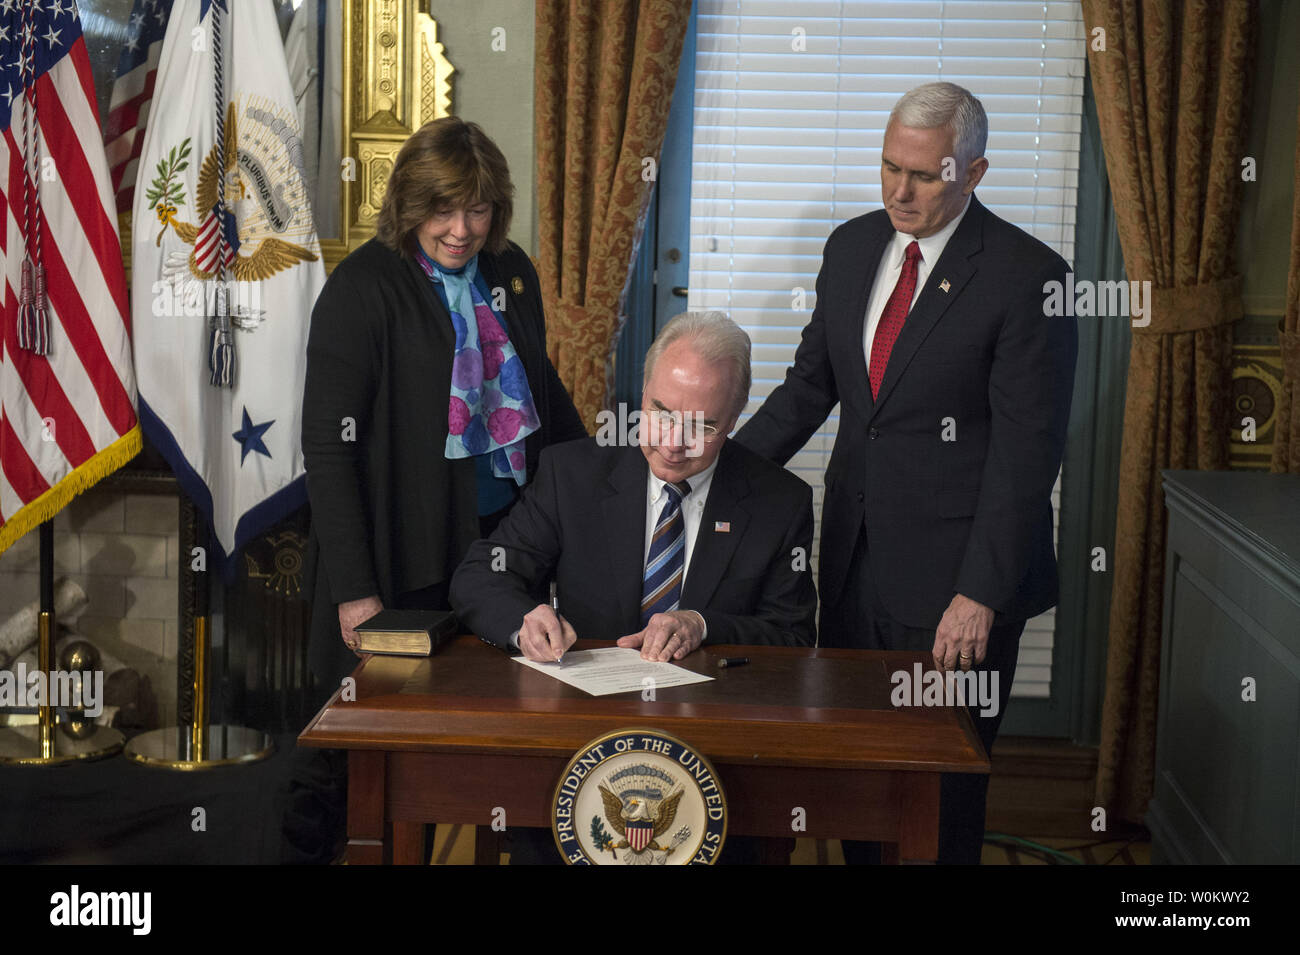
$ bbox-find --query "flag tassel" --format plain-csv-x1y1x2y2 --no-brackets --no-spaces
208,280,235,386
18,256,35,349
17,255,49,355
33,262,50,355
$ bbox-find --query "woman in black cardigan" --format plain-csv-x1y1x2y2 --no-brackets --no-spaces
301,116,586,696
287,118,585,863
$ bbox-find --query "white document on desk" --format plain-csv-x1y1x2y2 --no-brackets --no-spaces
514,646,714,696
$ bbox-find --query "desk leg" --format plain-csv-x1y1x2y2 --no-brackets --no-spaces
758,837,794,865
346,750,388,865
474,828,502,866
897,772,941,864
392,822,425,864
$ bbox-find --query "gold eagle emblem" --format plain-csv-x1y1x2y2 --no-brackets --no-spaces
155,103,318,283
598,783,684,854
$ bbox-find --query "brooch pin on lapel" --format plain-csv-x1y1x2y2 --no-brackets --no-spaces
714,521,730,533
939,278,951,293
511,276,525,294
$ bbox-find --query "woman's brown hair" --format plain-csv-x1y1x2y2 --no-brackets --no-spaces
376,116,514,256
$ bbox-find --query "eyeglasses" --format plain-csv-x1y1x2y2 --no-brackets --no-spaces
643,408,722,443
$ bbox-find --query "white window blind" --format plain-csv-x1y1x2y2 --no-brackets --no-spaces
689,0,1086,698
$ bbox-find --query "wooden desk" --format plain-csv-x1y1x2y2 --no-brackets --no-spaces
298,637,989,864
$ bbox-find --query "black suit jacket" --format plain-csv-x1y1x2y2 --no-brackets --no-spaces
735,195,1077,629
301,238,587,689
450,438,817,649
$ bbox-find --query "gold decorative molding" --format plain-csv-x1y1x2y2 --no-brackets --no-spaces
323,0,455,271
416,15,455,125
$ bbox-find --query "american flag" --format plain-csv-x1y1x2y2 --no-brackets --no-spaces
103,0,173,223
0,0,141,554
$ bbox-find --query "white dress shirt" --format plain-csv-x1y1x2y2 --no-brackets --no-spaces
862,197,971,370
644,455,718,581
511,454,720,650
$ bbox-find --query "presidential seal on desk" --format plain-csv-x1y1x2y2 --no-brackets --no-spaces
552,728,727,865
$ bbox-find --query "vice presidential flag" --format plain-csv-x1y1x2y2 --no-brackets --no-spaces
103,0,174,222
0,0,141,555
131,0,325,564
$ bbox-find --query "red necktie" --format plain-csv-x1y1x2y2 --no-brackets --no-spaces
868,240,922,399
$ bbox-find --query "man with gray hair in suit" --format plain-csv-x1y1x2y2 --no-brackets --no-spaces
453,310,817,865
453,310,816,660
737,82,1078,864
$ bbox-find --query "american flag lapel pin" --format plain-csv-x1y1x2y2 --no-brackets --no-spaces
714,521,730,533
939,278,951,293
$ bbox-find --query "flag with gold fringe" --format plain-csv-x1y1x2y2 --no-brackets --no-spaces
0,0,142,555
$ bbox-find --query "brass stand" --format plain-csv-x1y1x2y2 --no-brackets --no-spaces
123,499,272,769
123,617,272,768
0,521,124,764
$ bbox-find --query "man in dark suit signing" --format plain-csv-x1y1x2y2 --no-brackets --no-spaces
451,311,815,865
735,82,1078,864
452,308,816,661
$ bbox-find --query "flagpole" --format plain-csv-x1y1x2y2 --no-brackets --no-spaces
191,518,210,761
38,521,54,757
0,522,124,764
123,495,271,769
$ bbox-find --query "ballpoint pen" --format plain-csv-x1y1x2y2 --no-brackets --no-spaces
550,581,564,663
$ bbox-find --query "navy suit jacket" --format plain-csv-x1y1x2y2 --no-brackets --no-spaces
735,195,1077,629
450,438,817,649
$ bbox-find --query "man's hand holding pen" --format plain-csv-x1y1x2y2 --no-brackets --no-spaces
517,604,577,662
517,582,576,663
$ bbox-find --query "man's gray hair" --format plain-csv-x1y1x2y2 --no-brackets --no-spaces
889,82,988,169
643,311,752,421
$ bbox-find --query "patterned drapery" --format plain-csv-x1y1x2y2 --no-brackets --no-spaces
534,0,691,430
1270,74,1300,473
1081,0,1257,822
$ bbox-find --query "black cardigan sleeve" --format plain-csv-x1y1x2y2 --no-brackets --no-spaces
301,264,382,603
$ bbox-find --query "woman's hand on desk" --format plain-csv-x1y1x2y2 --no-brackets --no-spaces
338,595,384,655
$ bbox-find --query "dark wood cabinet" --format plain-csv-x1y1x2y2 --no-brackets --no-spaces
1151,470,1300,864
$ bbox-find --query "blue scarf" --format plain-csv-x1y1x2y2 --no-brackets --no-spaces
415,248,539,484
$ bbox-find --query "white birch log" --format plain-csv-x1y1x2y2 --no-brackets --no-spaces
0,579,89,669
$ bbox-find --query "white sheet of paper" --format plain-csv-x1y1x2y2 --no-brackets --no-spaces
514,646,714,696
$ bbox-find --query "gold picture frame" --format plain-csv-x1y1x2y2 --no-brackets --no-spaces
324,0,455,271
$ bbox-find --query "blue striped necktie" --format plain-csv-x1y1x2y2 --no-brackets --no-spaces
641,480,691,627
